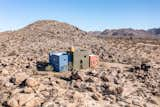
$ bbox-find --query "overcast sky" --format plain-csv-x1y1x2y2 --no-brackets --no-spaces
0,0,159,31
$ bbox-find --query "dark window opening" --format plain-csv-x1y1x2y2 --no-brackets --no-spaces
80,60,83,69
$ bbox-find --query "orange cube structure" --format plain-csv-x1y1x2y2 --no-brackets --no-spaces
89,55,99,68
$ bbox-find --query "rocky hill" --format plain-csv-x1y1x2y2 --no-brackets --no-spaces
89,28,160,38
0,20,160,107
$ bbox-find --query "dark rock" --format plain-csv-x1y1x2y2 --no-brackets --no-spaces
141,63,151,72
100,75,109,82
85,78,94,83
70,72,83,81
91,93,101,101
86,86,95,92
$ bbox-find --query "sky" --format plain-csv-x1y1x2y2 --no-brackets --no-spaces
0,0,160,31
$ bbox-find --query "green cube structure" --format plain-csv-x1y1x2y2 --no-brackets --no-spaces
73,49,89,70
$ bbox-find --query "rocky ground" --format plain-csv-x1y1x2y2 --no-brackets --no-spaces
0,20,160,107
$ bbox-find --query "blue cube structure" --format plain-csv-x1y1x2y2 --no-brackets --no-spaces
49,52,68,72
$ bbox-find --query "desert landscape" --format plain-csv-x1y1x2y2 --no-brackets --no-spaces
0,20,160,107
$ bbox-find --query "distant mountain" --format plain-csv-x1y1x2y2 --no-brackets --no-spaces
87,31,101,36
88,28,160,38
148,28,160,36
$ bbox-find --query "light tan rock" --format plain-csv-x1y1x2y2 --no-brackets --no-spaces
42,101,55,107
7,93,35,106
18,93,35,106
109,95,117,103
1,68,9,75
107,83,123,95
25,77,39,87
7,98,19,107
37,84,46,91
41,91,50,97
11,72,29,85
4,81,13,87
11,88,23,96
23,87,34,93
25,97,43,107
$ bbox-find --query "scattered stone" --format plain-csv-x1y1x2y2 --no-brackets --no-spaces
109,95,117,103
86,86,95,92
116,87,123,95
4,81,14,88
128,63,151,73
24,97,43,107
100,75,109,82
102,83,123,95
108,85,117,95
70,72,83,81
147,97,159,105
7,98,19,107
11,88,23,96
73,81,81,88
10,72,29,85
37,84,46,91
86,70,98,77
23,87,34,93
85,77,94,82
41,91,50,97
141,63,151,72
42,101,55,107
25,77,39,87
132,99,142,107
91,93,100,101
1,68,9,75
7,93,35,107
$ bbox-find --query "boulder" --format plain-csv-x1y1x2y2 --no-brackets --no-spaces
10,72,29,85
24,97,43,107
7,93,35,107
7,98,19,107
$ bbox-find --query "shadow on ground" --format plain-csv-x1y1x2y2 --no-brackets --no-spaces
36,61,50,71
